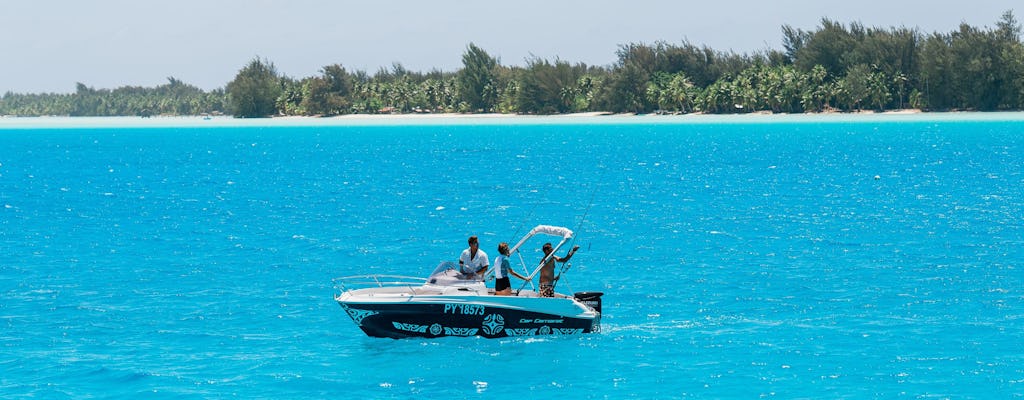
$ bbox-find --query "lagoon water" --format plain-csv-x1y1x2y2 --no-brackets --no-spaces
2,114,1023,398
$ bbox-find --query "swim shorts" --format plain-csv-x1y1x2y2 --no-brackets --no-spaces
539,283,554,297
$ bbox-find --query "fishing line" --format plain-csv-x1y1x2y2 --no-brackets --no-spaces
508,201,539,243
553,186,598,291
570,186,598,247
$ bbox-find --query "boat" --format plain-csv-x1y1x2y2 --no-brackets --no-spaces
334,225,603,339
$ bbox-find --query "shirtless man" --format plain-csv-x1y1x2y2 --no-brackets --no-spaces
538,242,579,297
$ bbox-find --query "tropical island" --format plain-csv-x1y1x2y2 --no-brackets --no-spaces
2,12,1023,118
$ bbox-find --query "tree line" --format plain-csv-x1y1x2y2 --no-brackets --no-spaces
0,79,227,117
2,11,1022,117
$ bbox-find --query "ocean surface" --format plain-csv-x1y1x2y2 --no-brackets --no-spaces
2,114,1023,398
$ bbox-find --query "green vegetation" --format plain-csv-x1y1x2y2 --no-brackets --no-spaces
3,11,1023,117
226,58,282,118
0,79,226,117
458,43,500,113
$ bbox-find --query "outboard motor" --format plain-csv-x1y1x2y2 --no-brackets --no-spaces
574,292,603,313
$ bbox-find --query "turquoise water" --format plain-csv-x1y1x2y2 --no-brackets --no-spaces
2,115,1023,398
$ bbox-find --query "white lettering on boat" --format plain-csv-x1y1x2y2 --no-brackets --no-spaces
519,319,564,324
443,304,485,315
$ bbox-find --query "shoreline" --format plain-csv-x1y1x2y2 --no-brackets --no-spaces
3,110,1024,129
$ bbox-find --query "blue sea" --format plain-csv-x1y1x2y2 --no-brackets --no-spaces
2,114,1023,398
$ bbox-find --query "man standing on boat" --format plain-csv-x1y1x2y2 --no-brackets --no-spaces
459,235,489,280
539,243,579,297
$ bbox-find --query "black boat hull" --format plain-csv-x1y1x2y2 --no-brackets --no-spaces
338,301,599,339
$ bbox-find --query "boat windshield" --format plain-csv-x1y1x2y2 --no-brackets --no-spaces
427,261,481,285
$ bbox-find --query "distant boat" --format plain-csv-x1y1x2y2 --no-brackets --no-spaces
334,225,603,338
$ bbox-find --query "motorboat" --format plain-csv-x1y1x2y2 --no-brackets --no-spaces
334,225,603,339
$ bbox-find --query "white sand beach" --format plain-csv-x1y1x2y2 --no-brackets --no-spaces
3,110,1023,129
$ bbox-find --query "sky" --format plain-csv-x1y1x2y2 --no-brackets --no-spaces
1,0,1020,94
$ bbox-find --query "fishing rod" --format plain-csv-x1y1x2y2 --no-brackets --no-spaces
570,187,598,248
552,187,598,292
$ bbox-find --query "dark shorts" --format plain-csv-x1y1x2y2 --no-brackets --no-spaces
495,277,511,291
539,283,554,297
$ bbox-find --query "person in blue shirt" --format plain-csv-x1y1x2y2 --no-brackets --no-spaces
493,242,527,295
